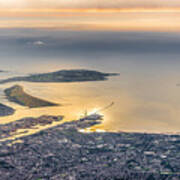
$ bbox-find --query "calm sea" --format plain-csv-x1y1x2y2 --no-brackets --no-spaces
1,29,180,133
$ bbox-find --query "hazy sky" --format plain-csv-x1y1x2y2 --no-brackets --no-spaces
0,0,180,31
1,0,180,8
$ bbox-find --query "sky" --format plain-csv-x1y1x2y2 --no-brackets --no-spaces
0,0,180,31
1,0,180,9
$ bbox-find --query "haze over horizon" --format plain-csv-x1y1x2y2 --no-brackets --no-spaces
0,0,180,31
2,0,180,9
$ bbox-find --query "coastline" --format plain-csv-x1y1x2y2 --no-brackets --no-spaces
0,114,180,179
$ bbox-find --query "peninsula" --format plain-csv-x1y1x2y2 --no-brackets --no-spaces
4,85,58,108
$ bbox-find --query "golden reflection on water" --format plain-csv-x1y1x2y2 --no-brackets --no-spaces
0,80,116,138
1,73,180,135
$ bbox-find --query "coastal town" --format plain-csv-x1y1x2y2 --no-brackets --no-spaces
0,113,180,179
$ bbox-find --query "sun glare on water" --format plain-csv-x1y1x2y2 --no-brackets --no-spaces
78,128,106,133
77,108,103,119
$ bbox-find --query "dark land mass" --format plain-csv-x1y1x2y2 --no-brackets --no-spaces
0,69,119,84
0,103,15,117
4,85,58,108
0,115,180,179
0,70,7,73
0,115,63,139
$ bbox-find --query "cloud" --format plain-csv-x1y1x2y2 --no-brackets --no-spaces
33,41,45,46
0,1,180,31
26,41,46,47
